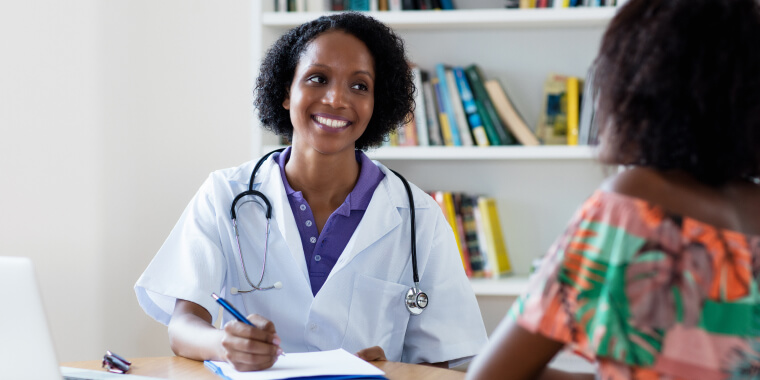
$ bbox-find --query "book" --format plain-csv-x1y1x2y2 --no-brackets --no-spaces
453,67,490,147
445,69,475,146
432,77,455,146
460,194,486,277
410,66,430,146
422,77,443,146
578,64,598,145
536,72,569,145
566,76,581,146
399,115,418,146
435,64,462,146
477,197,512,276
452,193,473,278
433,192,472,275
483,79,540,146
464,64,516,145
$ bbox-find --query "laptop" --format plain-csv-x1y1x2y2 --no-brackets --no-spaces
0,256,160,380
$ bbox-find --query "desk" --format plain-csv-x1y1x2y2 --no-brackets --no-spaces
62,356,465,380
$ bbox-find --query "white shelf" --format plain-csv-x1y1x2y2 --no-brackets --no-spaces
261,8,617,30
470,276,529,296
261,145,597,160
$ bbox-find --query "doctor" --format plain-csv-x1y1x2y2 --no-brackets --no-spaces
135,12,487,372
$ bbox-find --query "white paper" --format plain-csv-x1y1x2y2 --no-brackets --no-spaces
205,349,385,380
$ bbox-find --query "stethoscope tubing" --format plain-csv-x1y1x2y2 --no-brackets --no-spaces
230,148,426,314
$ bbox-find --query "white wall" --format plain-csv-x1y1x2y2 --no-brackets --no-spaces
1,0,254,361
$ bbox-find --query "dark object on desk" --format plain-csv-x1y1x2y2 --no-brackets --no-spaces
102,350,131,374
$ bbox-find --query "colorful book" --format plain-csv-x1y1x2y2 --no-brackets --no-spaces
453,67,490,147
464,64,516,145
477,197,512,276
432,78,455,146
484,79,540,146
422,79,443,146
566,76,581,146
433,191,471,275
452,193,473,278
410,66,430,146
578,64,599,145
460,194,486,277
536,72,569,145
435,64,462,146
445,69,474,146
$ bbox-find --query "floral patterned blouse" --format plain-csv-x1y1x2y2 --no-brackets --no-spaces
510,190,760,380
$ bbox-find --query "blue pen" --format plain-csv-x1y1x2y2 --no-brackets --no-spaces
211,293,285,356
212,293,253,326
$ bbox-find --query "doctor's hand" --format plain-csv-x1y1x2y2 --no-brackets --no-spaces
221,314,283,371
356,346,387,362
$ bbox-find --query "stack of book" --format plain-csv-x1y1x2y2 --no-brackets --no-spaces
275,0,455,12
535,67,598,146
508,0,621,7
388,63,540,148
430,191,513,279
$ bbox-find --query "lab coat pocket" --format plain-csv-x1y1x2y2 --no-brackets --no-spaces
344,274,410,362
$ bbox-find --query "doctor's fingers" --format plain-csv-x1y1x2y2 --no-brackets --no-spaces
245,314,277,333
223,321,279,346
223,349,277,372
221,330,281,357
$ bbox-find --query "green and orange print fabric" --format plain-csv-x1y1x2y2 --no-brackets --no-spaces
510,190,760,379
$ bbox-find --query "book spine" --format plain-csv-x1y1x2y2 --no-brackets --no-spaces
453,67,490,147
435,64,462,146
411,66,430,146
422,79,443,146
477,197,512,276
461,194,486,276
566,76,580,146
445,69,474,146
464,65,516,145
484,79,540,146
432,78,455,146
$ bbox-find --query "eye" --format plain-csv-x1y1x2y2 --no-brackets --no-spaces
352,83,369,91
307,75,326,84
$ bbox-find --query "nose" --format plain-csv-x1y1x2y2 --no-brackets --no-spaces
323,83,348,109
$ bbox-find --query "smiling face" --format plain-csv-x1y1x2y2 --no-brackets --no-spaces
282,30,375,155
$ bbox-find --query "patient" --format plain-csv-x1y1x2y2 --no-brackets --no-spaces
467,0,760,379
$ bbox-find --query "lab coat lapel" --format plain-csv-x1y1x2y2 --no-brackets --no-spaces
256,160,310,284
326,177,401,280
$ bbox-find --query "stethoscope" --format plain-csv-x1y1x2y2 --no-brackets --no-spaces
229,148,428,315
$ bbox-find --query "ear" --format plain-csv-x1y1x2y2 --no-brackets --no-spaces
282,84,291,110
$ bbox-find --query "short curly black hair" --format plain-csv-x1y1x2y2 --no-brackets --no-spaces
595,0,760,186
254,12,414,151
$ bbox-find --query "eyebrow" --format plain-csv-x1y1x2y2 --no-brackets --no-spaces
307,63,374,80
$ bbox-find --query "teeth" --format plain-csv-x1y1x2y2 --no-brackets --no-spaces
315,115,349,128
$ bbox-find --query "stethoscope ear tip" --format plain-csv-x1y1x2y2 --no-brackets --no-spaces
273,281,283,289
230,287,239,295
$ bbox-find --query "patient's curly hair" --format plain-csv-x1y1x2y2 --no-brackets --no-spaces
595,0,760,186
254,12,414,151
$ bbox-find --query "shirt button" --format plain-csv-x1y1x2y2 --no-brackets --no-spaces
305,220,313,227
299,204,306,211
314,255,321,261
310,237,317,244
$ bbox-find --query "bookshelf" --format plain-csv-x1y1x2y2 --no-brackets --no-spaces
251,2,613,287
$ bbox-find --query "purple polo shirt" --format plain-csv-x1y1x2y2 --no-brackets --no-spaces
274,147,385,296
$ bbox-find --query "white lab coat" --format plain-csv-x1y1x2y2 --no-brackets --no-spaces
135,155,487,366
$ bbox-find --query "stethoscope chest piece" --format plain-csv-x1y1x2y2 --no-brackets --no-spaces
405,287,428,315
